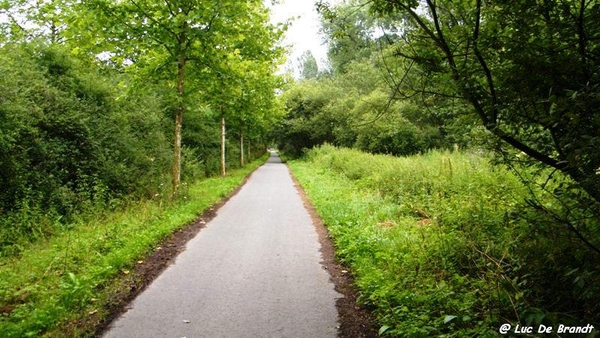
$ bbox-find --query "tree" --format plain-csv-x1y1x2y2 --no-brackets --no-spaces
84,0,279,193
234,61,283,167
1,0,74,43
298,50,319,79
317,0,381,74
213,60,282,175
367,0,600,251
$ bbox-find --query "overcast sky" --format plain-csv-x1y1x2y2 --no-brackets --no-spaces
268,0,334,76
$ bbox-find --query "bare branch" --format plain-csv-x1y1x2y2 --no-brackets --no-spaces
472,0,498,123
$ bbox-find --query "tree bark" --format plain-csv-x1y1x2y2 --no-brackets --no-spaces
221,110,226,176
240,125,244,167
247,139,251,162
172,53,186,195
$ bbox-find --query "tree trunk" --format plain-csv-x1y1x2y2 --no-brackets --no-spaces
172,53,186,195
221,111,226,176
50,20,58,43
246,138,250,163
240,125,244,167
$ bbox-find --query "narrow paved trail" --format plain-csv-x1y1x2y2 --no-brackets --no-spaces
104,153,341,338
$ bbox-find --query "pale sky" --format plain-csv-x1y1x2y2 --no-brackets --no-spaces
268,0,334,76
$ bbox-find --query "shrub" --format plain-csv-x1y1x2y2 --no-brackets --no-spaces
0,43,171,254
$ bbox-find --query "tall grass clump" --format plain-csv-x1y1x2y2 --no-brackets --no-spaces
290,145,599,336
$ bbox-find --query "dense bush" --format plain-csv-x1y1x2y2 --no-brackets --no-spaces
0,43,173,252
0,42,270,256
291,145,600,336
276,76,446,158
353,114,439,156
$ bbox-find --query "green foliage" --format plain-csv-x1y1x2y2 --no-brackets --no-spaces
0,0,284,249
298,50,320,80
276,79,338,156
277,62,448,158
279,0,475,159
76,0,284,191
0,0,73,43
0,156,267,337
317,0,382,74
0,43,173,252
369,0,600,208
291,145,599,336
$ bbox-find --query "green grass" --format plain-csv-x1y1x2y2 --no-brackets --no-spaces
289,145,598,337
0,155,267,337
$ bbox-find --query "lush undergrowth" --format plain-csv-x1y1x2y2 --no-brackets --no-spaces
0,43,271,257
289,145,599,337
0,155,267,337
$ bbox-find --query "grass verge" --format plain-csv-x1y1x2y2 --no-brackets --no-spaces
288,145,599,337
0,155,267,337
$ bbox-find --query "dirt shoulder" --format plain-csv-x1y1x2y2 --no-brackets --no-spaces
89,181,249,336
290,169,379,338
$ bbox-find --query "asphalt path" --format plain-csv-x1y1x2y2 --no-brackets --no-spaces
104,153,341,338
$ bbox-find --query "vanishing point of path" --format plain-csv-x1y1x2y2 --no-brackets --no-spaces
104,153,342,337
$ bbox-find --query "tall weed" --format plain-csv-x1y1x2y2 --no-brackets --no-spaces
290,145,599,336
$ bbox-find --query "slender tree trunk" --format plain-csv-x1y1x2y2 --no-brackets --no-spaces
221,110,226,176
248,139,251,161
240,125,244,167
50,21,58,43
172,53,186,195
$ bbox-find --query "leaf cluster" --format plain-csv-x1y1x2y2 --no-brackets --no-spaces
0,43,172,252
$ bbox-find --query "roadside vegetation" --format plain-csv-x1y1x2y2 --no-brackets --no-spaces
279,1,600,335
0,0,283,253
1,1,282,336
2,0,600,337
0,156,266,337
290,145,599,336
